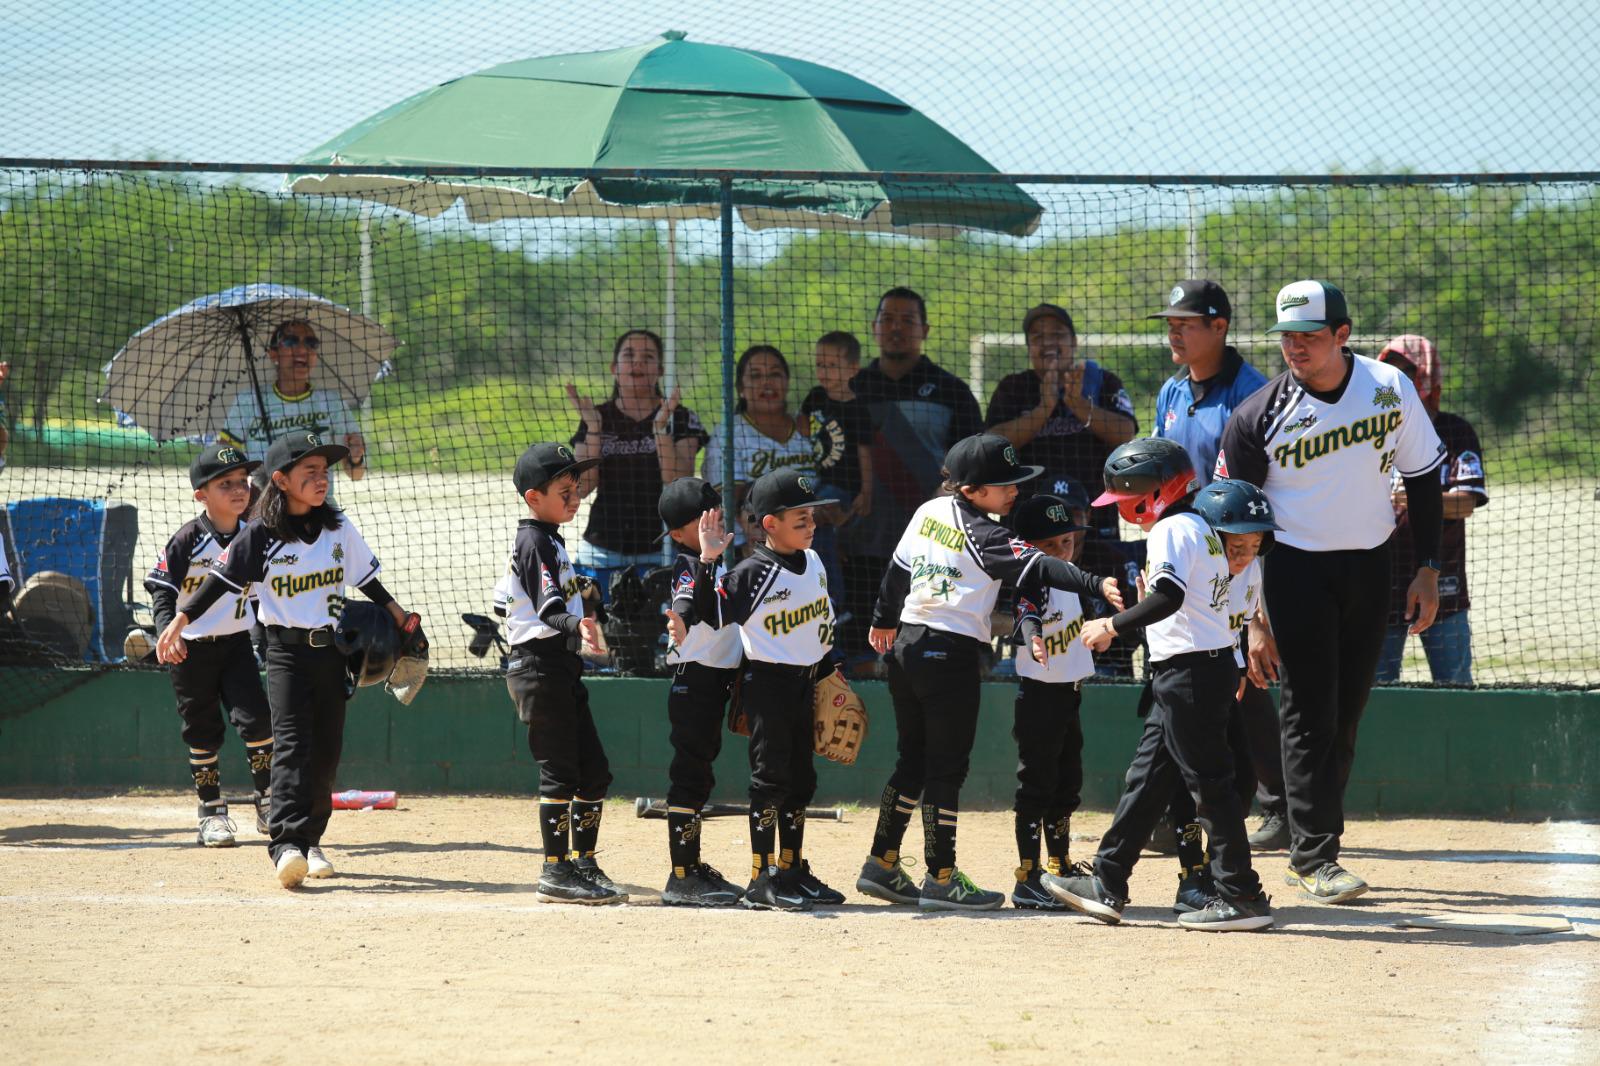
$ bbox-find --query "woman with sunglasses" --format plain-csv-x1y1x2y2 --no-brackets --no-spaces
217,319,368,483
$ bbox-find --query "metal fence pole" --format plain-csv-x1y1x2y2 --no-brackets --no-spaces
719,177,736,515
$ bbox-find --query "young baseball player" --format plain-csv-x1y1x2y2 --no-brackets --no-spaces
493,442,625,905
1166,478,1282,914
1006,492,1099,909
690,467,843,911
1043,438,1273,931
657,476,747,907
858,433,1121,912
155,429,424,890
144,444,274,847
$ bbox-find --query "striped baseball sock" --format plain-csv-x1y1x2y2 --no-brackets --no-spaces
538,798,571,864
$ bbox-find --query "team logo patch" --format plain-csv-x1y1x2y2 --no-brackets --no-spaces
1279,293,1311,311
1169,285,1185,305
1213,448,1229,478
1008,537,1034,559
216,447,243,465
917,383,935,398
331,542,344,564
1247,499,1270,516
1284,410,1319,433
1163,409,1177,431
1373,385,1402,410
798,475,813,493
306,432,322,446
1002,445,1019,466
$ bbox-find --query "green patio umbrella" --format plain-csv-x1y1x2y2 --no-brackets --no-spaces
289,30,1043,501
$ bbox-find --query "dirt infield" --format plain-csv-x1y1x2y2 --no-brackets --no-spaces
1,793,1595,1065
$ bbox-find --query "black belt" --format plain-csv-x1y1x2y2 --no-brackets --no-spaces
746,658,828,680
187,631,252,645
266,625,335,648
1151,647,1231,668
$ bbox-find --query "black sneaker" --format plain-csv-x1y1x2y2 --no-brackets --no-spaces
536,859,617,905
253,792,270,836
1177,892,1274,932
1010,867,1067,911
571,857,629,903
855,856,920,905
744,865,813,911
1249,810,1290,851
1039,871,1126,925
919,868,1004,912
662,863,743,908
792,861,846,905
1173,869,1215,914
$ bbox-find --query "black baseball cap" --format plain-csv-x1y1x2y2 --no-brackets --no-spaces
1011,494,1091,541
659,476,721,532
190,442,261,489
264,428,348,477
1038,475,1093,514
1021,303,1075,337
944,433,1043,487
513,441,600,495
747,468,837,520
1148,279,1231,320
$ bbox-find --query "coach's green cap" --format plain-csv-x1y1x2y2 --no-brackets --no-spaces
1266,279,1350,334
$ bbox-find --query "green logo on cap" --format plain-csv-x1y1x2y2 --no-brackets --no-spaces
217,447,242,465
798,475,813,493
1046,504,1068,523
557,445,573,461
1280,294,1311,311
306,432,322,446
1003,445,1018,466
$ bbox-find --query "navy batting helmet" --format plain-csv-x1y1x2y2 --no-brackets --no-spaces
1192,478,1282,554
334,602,402,687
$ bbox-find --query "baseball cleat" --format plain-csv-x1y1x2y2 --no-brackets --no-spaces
1178,893,1275,932
1010,867,1067,911
275,849,309,889
919,868,1004,912
662,864,743,907
1284,861,1369,903
536,859,619,904
1040,871,1125,924
1248,811,1290,851
744,866,813,912
253,792,271,836
855,856,921,905
197,812,237,848
305,846,335,879
792,861,846,905
1173,869,1215,914
572,857,629,903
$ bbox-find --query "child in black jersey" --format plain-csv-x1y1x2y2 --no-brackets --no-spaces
156,430,424,891
144,444,274,848
691,468,844,911
657,476,746,907
493,442,625,905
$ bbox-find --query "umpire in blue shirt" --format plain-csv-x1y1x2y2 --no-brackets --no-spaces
1149,280,1288,850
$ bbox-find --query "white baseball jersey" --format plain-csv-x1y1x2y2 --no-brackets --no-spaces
1226,557,1263,668
217,385,361,462
145,514,256,639
701,414,816,487
213,517,380,629
1014,585,1094,684
1216,353,1445,551
708,546,833,667
493,519,583,647
666,552,743,669
890,496,1046,643
1143,512,1236,662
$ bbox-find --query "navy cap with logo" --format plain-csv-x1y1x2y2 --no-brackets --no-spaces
264,428,349,477
944,432,1044,487
1266,279,1351,334
514,441,601,495
1148,279,1232,321
1021,303,1075,338
658,476,722,533
747,468,838,520
1011,493,1092,542
190,442,261,489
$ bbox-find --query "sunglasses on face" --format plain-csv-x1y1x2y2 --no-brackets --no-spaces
275,335,320,350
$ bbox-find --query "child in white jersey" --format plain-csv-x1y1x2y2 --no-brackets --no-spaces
1044,438,1274,932
156,429,424,891
1005,491,1100,909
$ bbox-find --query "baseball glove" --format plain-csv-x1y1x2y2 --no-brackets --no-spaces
812,666,867,765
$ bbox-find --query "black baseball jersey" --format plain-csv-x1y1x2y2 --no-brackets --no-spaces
211,517,380,629
492,519,583,647
698,545,833,667
1387,410,1487,621
145,514,255,638
799,386,869,496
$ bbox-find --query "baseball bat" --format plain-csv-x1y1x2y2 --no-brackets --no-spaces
633,796,843,821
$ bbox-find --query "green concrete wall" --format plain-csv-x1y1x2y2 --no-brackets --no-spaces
1,670,1595,817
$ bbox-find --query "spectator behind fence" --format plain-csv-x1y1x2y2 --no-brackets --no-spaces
985,303,1136,534
844,288,983,660
702,345,815,528
217,320,366,483
567,329,708,597
1376,334,1486,685
799,330,873,644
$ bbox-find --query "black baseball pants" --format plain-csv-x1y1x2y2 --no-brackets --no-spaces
263,634,348,864
884,624,984,818
743,660,819,813
506,650,612,800
1012,677,1084,821
172,631,272,749
666,662,738,810
1264,542,1390,875
1095,650,1261,903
